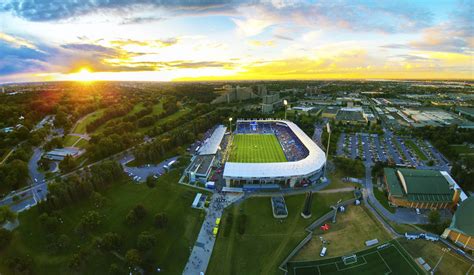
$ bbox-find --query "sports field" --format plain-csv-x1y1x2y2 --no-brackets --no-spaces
228,134,287,163
287,241,422,275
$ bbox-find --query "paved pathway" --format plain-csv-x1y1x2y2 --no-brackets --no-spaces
183,193,243,275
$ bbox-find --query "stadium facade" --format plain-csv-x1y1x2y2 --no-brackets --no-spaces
223,119,326,188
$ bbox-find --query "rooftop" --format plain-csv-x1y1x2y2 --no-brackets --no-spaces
384,168,455,203
449,196,474,237
198,125,226,155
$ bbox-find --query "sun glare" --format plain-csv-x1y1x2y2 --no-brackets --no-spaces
73,68,94,82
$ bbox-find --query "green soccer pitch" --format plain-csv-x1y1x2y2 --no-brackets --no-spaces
228,134,287,163
286,241,422,275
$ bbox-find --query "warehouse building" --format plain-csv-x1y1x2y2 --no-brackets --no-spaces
383,168,460,209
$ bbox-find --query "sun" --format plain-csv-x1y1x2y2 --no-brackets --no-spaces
73,68,94,82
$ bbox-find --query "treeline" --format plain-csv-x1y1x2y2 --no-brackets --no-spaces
38,161,124,212
86,104,133,133
413,125,474,191
134,107,226,163
333,157,365,178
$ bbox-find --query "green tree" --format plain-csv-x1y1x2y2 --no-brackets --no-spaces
59,155,77,172
0,228,13,250
125,249,142,268
428,209,441,225
154,213,168,229
137,231,157,251
146,175,156,188
0,206,16,224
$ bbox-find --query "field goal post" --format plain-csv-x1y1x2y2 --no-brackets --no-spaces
341,254,357,265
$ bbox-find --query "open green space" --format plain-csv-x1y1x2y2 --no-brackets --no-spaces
94,103,146,133
228,134,287,163
137,107,191,134
0,170,205,274
72,109,105,134
325,167,359,190
397,238,473,275
405,139,428,161
207,191,355,275
287,240,421,275
63,135,81,147
373,187,396,213
450,144,474,155
293,206,392,261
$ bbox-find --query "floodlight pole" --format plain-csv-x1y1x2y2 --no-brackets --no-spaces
229,117,233,133
283,99,288,120
324,123,331,179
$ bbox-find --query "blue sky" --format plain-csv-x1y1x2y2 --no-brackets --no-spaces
0,0,472,82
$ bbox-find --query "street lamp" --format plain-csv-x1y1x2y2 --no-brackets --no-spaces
229,117,233,133
324,122,331,179
283,100,288,120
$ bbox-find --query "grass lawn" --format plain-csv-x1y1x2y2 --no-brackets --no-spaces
397,238,473,275
373,187,396,213
228,134,287,163
405,139,428,161
325,168,359,190
0,170,206,274
72,109,105,134
63,135,81,147
75,138,89,149
137,107,191,134
207,191,355,275
450,144,474,155
293,206,392,261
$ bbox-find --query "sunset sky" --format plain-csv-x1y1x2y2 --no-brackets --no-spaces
0,0,473,83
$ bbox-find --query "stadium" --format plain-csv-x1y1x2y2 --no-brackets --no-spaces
223,119,326,189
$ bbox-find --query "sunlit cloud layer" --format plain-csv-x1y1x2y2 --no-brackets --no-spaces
0,0,472,83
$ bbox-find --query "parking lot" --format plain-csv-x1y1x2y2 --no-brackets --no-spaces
337,129,449,170
120,154,179,183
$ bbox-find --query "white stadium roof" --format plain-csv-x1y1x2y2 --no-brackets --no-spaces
199,125,227,155
223,120,326,179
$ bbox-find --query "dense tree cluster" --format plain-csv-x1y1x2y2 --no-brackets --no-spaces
333,157,365,178
134,107,224,163
39,161,124,212
413,125,474,191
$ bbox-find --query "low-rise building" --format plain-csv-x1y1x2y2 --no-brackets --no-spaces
442,196,474,251
44,147,84,161
383,168,460,209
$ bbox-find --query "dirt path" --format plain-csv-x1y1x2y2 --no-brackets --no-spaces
317,187,355,193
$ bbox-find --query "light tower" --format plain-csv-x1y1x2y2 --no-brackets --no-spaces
324,122,331,179
283,99,288,120
229,117,233,133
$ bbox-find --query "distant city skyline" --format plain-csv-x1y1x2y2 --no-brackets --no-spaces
0,0,473,83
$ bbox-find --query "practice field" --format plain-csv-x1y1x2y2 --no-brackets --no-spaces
287,241,422,275
228,134,287,163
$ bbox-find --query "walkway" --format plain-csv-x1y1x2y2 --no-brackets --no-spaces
183,193,243,275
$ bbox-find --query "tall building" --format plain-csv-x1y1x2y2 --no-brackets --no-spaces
261,93,280,114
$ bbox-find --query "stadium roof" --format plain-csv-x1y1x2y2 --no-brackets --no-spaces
449,196,474,237
384,168,455,202
198,125,226,155
224,120,325,179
